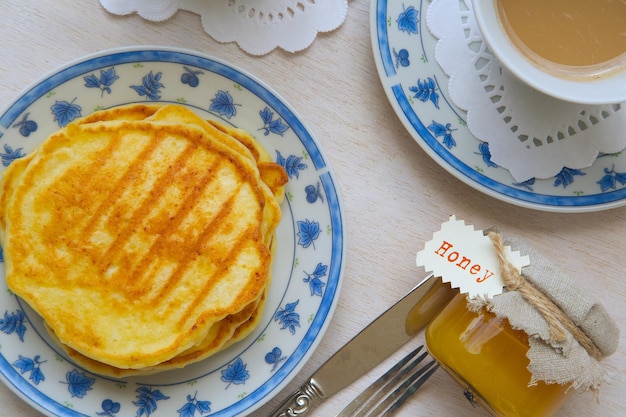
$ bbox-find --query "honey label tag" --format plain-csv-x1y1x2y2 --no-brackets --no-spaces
416,216,529,298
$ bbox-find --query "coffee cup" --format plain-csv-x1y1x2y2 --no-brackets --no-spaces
471,0,626,105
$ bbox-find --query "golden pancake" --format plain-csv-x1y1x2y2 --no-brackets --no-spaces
206,119,288,200
80,103,288,202
0,106,286,370
146,105,288,204
75,103,162,124
147,105,257,164
144,105,286,242
50,235,276,378
138,104,288,200
75,103,287,230
0,152,34,233
56,231,276,378
49,289,267,377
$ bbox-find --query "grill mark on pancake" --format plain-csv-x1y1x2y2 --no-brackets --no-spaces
148,185,242,305
70,122,266,309
86,128,263,308
32,133,124,228
76,133,125,193
94,141,206,281
79,131,164,240
123,155,229,293
29,133,126,254
175,222,268,329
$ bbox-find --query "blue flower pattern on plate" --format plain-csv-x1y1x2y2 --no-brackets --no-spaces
303,262,327,296
0,144,26,166
221,358,250,388
130,71,164,101
597,165,626,191
177,392,211,417
84,67,120,97
209,90,239,118
260,107,289,136
477,142,498,168
133,386,169,417
428,120,456,149
297,219,321,249
0,49,345,417
0,310,27,341
275,300,300,335
51,98,82,127
397,5,419,35
13,355,45,385
409,77,439,109
276,150,308,179
554,167,586,188
64,369,95,399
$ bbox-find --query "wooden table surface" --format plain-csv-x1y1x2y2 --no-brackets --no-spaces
0,1,624,416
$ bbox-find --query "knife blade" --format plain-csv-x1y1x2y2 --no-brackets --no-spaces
267,274,457,417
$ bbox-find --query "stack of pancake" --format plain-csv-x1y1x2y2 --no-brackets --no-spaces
0,104,288,377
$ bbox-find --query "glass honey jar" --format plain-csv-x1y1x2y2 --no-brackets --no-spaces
425,293,572,417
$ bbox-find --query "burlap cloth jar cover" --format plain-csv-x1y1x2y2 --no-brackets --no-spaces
468,235,620,391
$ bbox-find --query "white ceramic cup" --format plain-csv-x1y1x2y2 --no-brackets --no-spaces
471,0,626,105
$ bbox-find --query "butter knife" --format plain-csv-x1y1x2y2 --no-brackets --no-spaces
267,274,457,417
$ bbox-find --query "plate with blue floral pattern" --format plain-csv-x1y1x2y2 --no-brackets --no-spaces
0,47,345,417
371,0,626,212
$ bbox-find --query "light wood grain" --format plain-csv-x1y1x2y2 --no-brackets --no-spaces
0,1,624,416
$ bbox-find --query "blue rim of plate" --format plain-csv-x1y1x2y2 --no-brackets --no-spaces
370,0,626,212
0,46,345,417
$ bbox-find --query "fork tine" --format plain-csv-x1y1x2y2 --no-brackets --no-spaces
335,345,426,417
335,345,434,417
352,350,430,417
356,358,437,417
378,360,438,417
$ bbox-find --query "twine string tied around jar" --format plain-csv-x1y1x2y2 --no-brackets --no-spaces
488,232,603,360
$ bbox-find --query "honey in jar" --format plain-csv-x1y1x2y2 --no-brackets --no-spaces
425,293,572,417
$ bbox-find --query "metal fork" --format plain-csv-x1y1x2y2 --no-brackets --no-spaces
335,345,438,417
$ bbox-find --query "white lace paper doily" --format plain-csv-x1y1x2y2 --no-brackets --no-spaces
427,0,626,182
99,0,348,56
